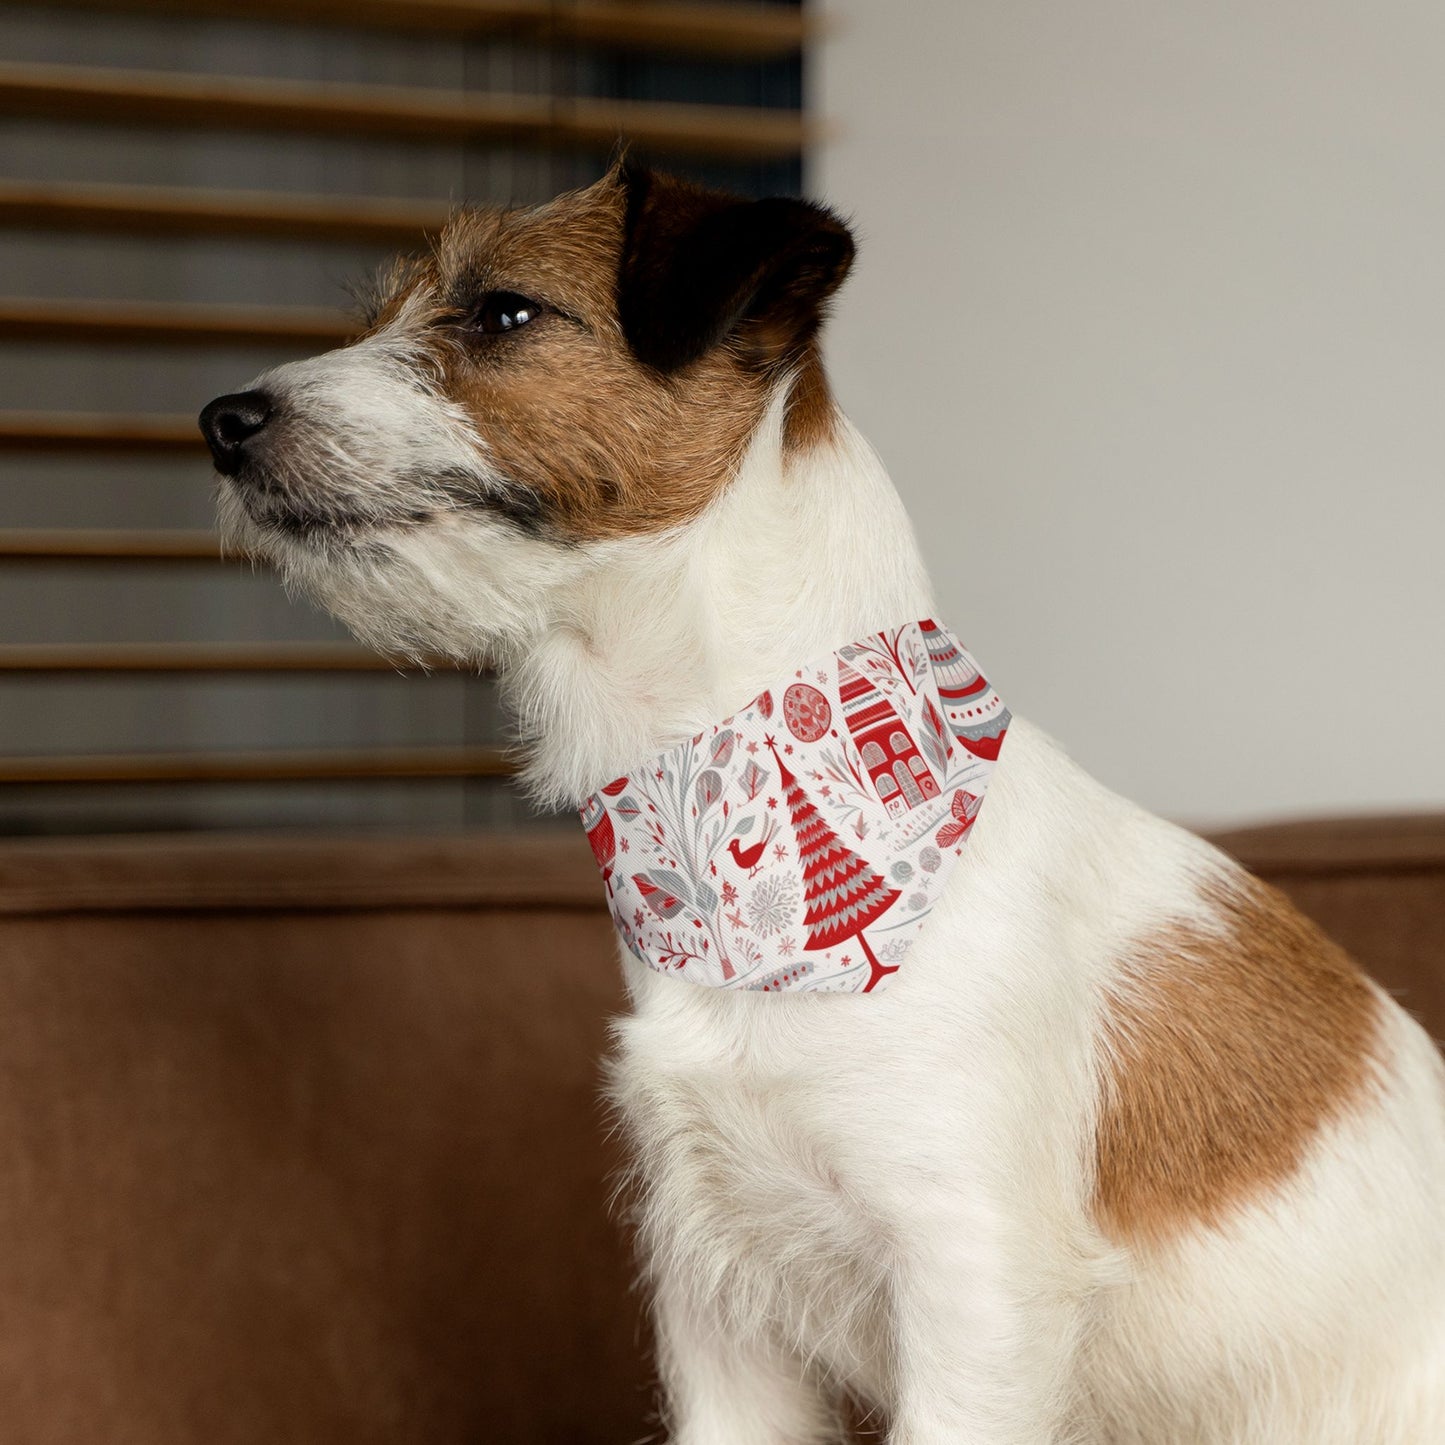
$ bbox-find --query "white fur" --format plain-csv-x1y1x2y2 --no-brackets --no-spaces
220,349,1445,1443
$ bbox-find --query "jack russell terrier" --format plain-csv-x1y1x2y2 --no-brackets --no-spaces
200,163,1445,1444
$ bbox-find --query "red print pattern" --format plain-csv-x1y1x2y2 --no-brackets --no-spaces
579,621,1009,995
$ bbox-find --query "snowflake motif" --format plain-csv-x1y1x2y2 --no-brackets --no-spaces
633,908,645,929
773,843,788,862
777,936,796,957
747,874,800,938
619,837,630,853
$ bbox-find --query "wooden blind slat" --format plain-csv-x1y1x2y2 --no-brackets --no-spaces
0,745,513,784
0,529,221,561
29,0,810,59
0,62,813,161
0,643,414,673
0,297,353,348
0,413,204,452
0,180,448,245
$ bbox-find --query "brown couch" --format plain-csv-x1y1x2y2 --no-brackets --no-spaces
0,817,1440,1444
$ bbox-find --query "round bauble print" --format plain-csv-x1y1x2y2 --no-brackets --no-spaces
782,682,831,742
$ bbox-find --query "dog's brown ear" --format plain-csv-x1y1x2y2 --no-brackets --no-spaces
617,162,855,374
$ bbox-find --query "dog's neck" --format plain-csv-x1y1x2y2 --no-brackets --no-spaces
506,389,936,809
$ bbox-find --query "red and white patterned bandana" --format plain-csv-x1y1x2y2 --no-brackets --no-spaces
579,620,1009,994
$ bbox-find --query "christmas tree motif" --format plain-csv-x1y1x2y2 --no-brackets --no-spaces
765,735,901,992
837,657,939,818
919,618,1011,761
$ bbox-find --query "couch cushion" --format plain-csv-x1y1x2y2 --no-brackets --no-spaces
1214,813,1445,1043
0,830,647,1445
0,816,1439,1442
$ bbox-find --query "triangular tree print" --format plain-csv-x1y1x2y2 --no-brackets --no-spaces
765,735,901,992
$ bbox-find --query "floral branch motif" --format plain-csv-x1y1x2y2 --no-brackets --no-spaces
839,625,926,697
653,931,711,971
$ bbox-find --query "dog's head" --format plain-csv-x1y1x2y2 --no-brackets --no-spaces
200,163,854,662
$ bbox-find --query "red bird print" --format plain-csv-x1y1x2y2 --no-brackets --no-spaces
727,820,777,877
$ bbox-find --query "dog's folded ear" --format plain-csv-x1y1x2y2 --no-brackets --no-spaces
617,162,855,375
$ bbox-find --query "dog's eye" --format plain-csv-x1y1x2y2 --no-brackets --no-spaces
471,291,544,335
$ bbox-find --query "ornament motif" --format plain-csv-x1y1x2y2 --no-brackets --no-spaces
782,682,832,742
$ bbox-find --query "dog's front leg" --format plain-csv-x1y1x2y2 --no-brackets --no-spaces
653,1275,841,1445
884,1195,1091,1445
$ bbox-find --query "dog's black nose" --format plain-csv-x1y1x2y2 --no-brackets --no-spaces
199,390,273,475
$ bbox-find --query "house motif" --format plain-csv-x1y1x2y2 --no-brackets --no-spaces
837,658,940,817
919,619,1011,761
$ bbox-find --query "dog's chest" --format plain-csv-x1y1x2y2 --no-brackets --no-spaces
611,994,896,1386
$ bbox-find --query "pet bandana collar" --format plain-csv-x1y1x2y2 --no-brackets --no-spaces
579,620,1009,995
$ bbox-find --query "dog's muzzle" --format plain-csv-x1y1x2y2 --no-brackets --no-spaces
199,390,274,477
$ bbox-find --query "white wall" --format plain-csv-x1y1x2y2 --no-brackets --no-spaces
812,0,1445,827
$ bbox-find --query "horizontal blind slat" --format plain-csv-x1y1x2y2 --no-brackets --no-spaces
0,62,812,161
0,643,418,673
0,180,447,244
0,412,204,452
0,746,514,783
30,0,810,59
0,529,222,560
0,297,353,348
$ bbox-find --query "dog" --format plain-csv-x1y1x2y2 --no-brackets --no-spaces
200,162,1445,1443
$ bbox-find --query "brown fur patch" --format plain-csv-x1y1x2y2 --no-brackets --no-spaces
364,178,785,540
1094,873,1382,1246
782,344,840,457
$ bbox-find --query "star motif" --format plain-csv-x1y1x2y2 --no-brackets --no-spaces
773,844,788,862
766,797,778,809
746,740,759,754
619,837,630,852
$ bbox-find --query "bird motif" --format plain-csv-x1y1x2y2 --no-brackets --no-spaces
582,777,630,897
727,820,777,877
